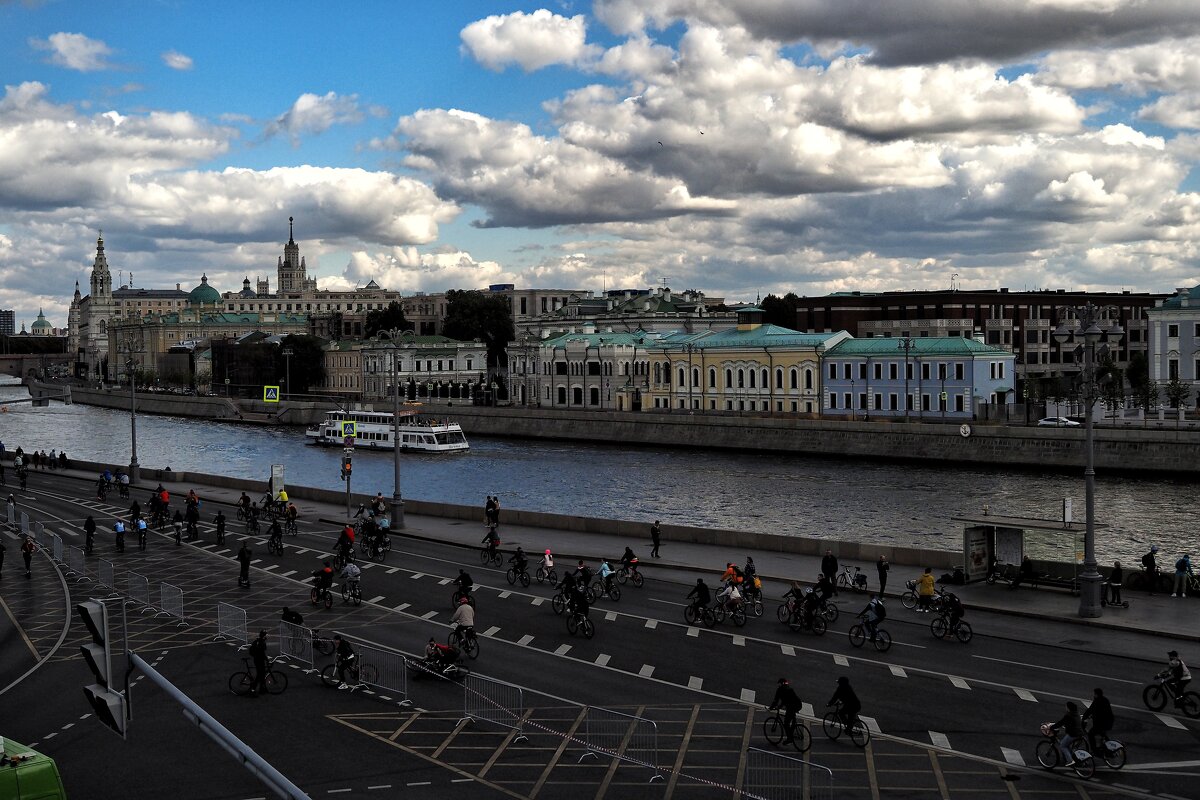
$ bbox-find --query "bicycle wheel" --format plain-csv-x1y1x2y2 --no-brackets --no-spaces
352,588,362,607
1035,740,1057,769
310,588,320,606
580,618,595,639
848,625,865,648
553,594,567,615
712,604,727,625
320,663,340,687
1102,742,1126,770
792,723,812,753
731,606,746,627
489,551,503,567
341,584,350,603
837,574,849,590
847,718,871,748
748,599,763,618
1142,684,1167,711
1071,754,1095,779
811,616,827,636
608,584,620,601
931,616,948,639
617,569,629,585
463,634,480,660
777,603,793,624
822,603,839,623
873,630,892,652
567,613,580,635
359,663,378,685
901,591,917,610
822,712,842,741
547,568,557,585
265,670,288,695
479,548,490,564
519,571,530,588
323,591,333,610
701,607,716,628
1180,692,1200,718
536,567,547,584
632,571,644,588
228,671,254,696
506,567,517,585
954,621,973,643
763,715,785,746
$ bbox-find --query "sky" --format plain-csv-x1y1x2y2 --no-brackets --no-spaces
3,0,1200,330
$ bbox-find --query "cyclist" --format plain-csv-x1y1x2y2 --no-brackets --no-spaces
814,572,835,605
186,489,199,510
116,469,130,498
332,635,358,688
340,561,361,599
943,592,965,632
557,570,576,599
509,546,528,578
184,502,200,541
129,498,142,523
799,584,823,627
720,562,744,587
1164,650,1191,698
687,578,711,616
172,509,184,546
113,519,126,552
335,524,355,564
827,676,862,730
541,548,555,572
370,492,387,516
481,526,499,557
744,557,760,599
245,502,260,534
573,560,593,588
136,516,148,549
84,515,96,554
598,559,615,595
620,546,638,575
237,492,251,516
284,502,298,532
769,677,803,744
455,569,474,599
268,517,283,551
1052,701,1085,767
568,578,590,618
275,487,288,513
858,594,886,641
96,476,108,501
450,595,475,639
213,510,226,544
1082,688,1114,755
281,607,304,626
311,561,334,600
248,629,269,696
425,637,459,675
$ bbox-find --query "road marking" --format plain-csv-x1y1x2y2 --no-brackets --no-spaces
554,644,571,655
929,731,951,750
367,786,392,790
605,611,617,621
405,783,431,788
639,664,654,677
1000,747,1025,766
392,603,410,612
740,688,755,703
950,676,970,690
686,627,699,637
595,654,611,666
199,543,216,549
499,591,511,599
263,564,278,571
781,645,795,656
367,596,385,604
833,655,849,667
482,626,500,637
386,568,398,574
517,635,534,645
1156,713,1188,730
972,654,1141,685
250,558,262,564
861,715,881,734
732,636,745,646
889,665,907,678
295,548,310,555
531,598,544,606
278,569,295,577
410,573,424,580
451,779,474,783
216,549,231,555
61,723,73,730
688,676,703,690
438,578,451,585
1014,688,1037,702
645,619,657,629
420,611,437,620
327,789,352,794
1122,759,1200,771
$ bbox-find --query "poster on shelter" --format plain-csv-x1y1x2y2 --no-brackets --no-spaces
964,527,989,581
995,528,1023,566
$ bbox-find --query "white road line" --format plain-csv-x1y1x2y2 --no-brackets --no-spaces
740,688,756,704
410,573,424,580
278,569,295,577
199,543,216,549
686,627,699,637
367,595,385,604
645,619,657,629
61,723,73,730
263,564,278,571
451,779,474,783
688,676,703,690
438,578,451,585
1000,747,1025,766
1122,759,1200,771
250,558,262,564
406,783,431,788
554,644,571,656
833,655,849,667
861,715,881,734
595,654,611,666
639,664,654,677
531,598,544,606
517,634,534,646
950,676,971,690
605,611,617,621
386,567,398,574
972,654,1140,685
295,548,311,555
216,549,231,555
1014,688,1037,702
499,591,511,599
732,636,745,647
367,786,392,790
420,611,437,620
781,645,795,656
327,789,352,794
482,626,500,637
889,665,907,678
929,731,951,750
393,603,410,612
1157,713,1188,730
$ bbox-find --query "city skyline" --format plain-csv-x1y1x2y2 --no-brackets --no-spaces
2,2,1200,328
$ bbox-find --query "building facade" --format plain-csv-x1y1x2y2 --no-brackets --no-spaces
0,309,14,336
361,334,489,401
506,329,656,410
1147,285,1200,407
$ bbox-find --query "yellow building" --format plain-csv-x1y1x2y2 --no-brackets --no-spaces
643,308,850,414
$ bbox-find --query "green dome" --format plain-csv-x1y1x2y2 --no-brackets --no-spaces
31,308,51,330
188,274,221,307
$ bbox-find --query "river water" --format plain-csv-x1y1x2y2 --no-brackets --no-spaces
0,380,1188,561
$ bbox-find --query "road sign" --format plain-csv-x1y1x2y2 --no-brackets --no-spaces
343,436,354,447
341,421,356,437
263,385,280,403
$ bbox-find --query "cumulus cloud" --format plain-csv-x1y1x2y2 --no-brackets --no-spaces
1138,93,1200,130
29,32,115,72
460,9,600,72
162,50,194,71
264,91,365,144
1039,37,1200,93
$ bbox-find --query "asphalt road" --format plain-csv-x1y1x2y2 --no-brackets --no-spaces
1,468,1198,800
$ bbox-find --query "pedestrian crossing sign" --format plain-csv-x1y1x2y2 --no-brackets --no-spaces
342,421,356,437
263,385,280,403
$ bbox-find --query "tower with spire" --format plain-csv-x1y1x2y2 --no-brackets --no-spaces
82,231,117,379
67,280,82,353
276,216,316,294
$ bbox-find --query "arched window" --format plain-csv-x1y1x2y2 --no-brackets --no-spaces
790,368,798,390
725,368,733,388
654,363,661,384
776,368,784,389
678,367,685,387
709,367,717,388
737,368,745,388
749,369,756,388
692,368,700,388
761,368,769,388
804,369,813,390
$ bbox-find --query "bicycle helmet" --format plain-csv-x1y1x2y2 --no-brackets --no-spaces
1039,722,1054,737
778,677,788,685
459,596,470,605
545,549,551,554
836,676,849,686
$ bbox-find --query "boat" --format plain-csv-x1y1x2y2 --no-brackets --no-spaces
305,407,469,453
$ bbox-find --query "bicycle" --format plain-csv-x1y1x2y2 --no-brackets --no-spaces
822,704,870,748
366,534,392,562
137,525,148,551
535,564,558,585
506,566,531,587
616,563,645,588
228,656,288,696
712,594,747,627
451,588,476,608
321,658,377,688
684,601,716,628
287,629,335,658
788,611,827,636
1142,673,1200,717
448,626,480,660
1083,719,1126,770
267,533,284,556
836,565,869,592
284,518,298,537
930,614,973,643
567,609,595,638
341,580,362,606
333,547,355,570
1034,723,1095,778
591,578,621,602
763,709,812,752
848,619,892,652
741,583,764,618
244,515,260,535
310,584,333,610
479,545,502,567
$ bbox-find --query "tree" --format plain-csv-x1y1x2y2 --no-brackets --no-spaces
1164,376,1190,409
442,290,515,368
1132,380,1159,422
364,302,410,339
1125,352,1148,391
759,293,801,328
276,334,326,395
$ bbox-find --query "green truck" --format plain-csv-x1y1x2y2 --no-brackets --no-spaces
0,738,67,800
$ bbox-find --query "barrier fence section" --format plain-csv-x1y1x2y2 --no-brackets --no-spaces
98,558,115,590
462,674,528,741
127,572,152,610
742,747,833,800
66,545,87,579
578,706,663,781
5,502,12,527
51,533,64,563
33,521,44,545
20,512,29,536
352,643,410,706
158,583,186,626
215,603,249,646
277,621,314,670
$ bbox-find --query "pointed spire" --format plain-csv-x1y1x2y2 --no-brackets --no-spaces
288,216,294,245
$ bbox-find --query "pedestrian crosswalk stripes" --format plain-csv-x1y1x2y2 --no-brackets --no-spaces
1014,688,1037,702
950,676,971,689
889,665,907,678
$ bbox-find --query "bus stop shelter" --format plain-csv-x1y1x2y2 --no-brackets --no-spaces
952,513,1109,589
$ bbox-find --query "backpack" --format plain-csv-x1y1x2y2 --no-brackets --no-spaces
1142,552,1155,569
873,601,887,620
1177,558,1188,572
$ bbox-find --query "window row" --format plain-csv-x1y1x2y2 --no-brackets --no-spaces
652,364,816,390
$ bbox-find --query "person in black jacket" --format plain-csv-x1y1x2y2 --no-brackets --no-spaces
84,515,96,554
821,549,839,594
687,578,711,614
1053,702,1085,766
1082,688,1114,754
248,630,269,696
1104,561,1123,606
828,676,861,728
769,678,804,744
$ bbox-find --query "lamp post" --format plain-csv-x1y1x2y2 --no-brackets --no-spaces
939,363,947,424
282,347,293,401
898,336,914,421
121,329,143,483
1053,304,1124,619
380,328,406,529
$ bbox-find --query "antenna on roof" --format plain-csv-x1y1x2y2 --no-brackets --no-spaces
950,272,959,292
659,276,671,288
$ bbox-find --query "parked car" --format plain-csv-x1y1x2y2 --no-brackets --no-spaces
1037,416,1081,427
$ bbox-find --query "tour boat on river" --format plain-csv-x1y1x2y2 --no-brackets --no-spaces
305,407,469,453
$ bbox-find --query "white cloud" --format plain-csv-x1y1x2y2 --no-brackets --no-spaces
29,32,115,72
264,91,365,144
162,50,194,71
1139,93,1200,130
1039,37,1200,93
460,9,600,72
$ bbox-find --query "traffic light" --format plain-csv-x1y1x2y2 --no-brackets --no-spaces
77,600,127,738
340,455,352,481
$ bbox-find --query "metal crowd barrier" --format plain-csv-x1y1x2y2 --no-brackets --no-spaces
50,532,64,563
743,747,833,800
33,521,44,545
577,706,663,781
462,673,528,741
20,512,29,536
98,558,115,590
66,545,88,580
127,572,153,611
157,582,187,626
277,621,315,670
215,602,249,647
350,642,410,706
5,502,12,527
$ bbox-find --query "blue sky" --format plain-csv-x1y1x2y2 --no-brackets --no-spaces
2,1,1200,329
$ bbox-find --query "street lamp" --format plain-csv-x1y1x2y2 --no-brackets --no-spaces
282,346,293,400
1053,304,1124,619
939,363,947,424
897,336,914,421
123,330,143,483
380,328,407,529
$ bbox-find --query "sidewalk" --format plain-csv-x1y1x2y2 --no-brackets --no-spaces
25,464,1200,645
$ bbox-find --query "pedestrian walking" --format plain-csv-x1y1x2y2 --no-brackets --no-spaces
58,451,68,469
650,520,661,558
1105,561,1123,606
21,534,34,578
48,449,57,470
821,549,839,594
0,460,6,486
877,555,889,595
237,543,252,587
1172,554,1193,598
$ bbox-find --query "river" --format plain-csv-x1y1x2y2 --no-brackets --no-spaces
0,380,1187,562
